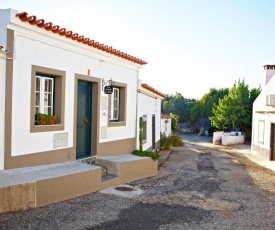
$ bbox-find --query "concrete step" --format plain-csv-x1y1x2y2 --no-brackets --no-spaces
102,173,118,182
0,154,158,214
0,162,101,214
77,156,110,177
96,154,158,183
0,161,100,187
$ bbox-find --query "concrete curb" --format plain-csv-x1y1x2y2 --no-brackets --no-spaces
158,149,173,166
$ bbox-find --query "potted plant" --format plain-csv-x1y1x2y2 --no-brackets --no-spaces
35,113,57,125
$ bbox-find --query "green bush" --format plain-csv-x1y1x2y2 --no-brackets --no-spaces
132,150,160,161
160,133,183,150
160,133,172,150
170,133,184,147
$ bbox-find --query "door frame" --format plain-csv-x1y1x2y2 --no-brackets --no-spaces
74,74,100,159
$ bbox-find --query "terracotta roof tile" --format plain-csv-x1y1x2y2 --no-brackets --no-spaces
15,12,147,65
141,83,166,98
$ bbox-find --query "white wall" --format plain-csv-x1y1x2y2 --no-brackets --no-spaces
252,112,274,151
7,19,140,157
137,93,162,151
263,67,275,86
161,118,172,137
0,52,6,169
252,75,275,159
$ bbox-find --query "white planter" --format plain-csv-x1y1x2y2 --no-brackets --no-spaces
213,131,223,145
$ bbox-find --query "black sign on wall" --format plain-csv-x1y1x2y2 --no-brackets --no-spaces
104,86,113,94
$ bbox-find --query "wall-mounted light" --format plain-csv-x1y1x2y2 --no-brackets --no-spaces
0,46,13,60
0,46,10,54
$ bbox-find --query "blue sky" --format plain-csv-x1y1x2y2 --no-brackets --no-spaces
1,0,275,99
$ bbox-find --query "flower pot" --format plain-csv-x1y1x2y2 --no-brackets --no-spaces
35,113,57,125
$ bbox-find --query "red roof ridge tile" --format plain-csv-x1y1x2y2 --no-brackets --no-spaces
15,12,147,65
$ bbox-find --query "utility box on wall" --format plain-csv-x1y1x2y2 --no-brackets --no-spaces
53,133,68,148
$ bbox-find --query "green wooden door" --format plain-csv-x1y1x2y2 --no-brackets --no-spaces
76,80,92,158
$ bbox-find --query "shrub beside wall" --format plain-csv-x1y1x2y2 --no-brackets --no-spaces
160,133,183,150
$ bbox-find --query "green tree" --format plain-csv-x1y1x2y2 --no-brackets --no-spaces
170,113,179,133
210,79,261,130
190,88,229,124
162,94,173,115
161,92,195,123
245,86,261,128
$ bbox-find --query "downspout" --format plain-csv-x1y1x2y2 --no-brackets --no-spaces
135,70,139,150
0,51,7,170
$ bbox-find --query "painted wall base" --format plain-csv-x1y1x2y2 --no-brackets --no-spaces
251,144,270,160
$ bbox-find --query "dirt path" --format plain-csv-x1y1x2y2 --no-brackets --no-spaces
181,133,275,194
1,134,275,229
129,134,275,229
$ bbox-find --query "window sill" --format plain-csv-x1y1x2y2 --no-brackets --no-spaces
108,121,126,127
30,124,64,133
35,124,62,126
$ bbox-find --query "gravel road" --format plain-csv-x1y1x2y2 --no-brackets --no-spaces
1,134,275,229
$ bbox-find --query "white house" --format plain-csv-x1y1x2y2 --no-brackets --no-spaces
0,8,153,169
137,80,165,151
0,9,160,212
252,65,275,160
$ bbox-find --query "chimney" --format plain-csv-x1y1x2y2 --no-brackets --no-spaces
263,65,275,86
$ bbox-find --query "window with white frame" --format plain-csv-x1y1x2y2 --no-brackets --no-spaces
35,74,54,115
30,65,65,133
110,87,120,120
108,82,127,127
258,120,265,143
